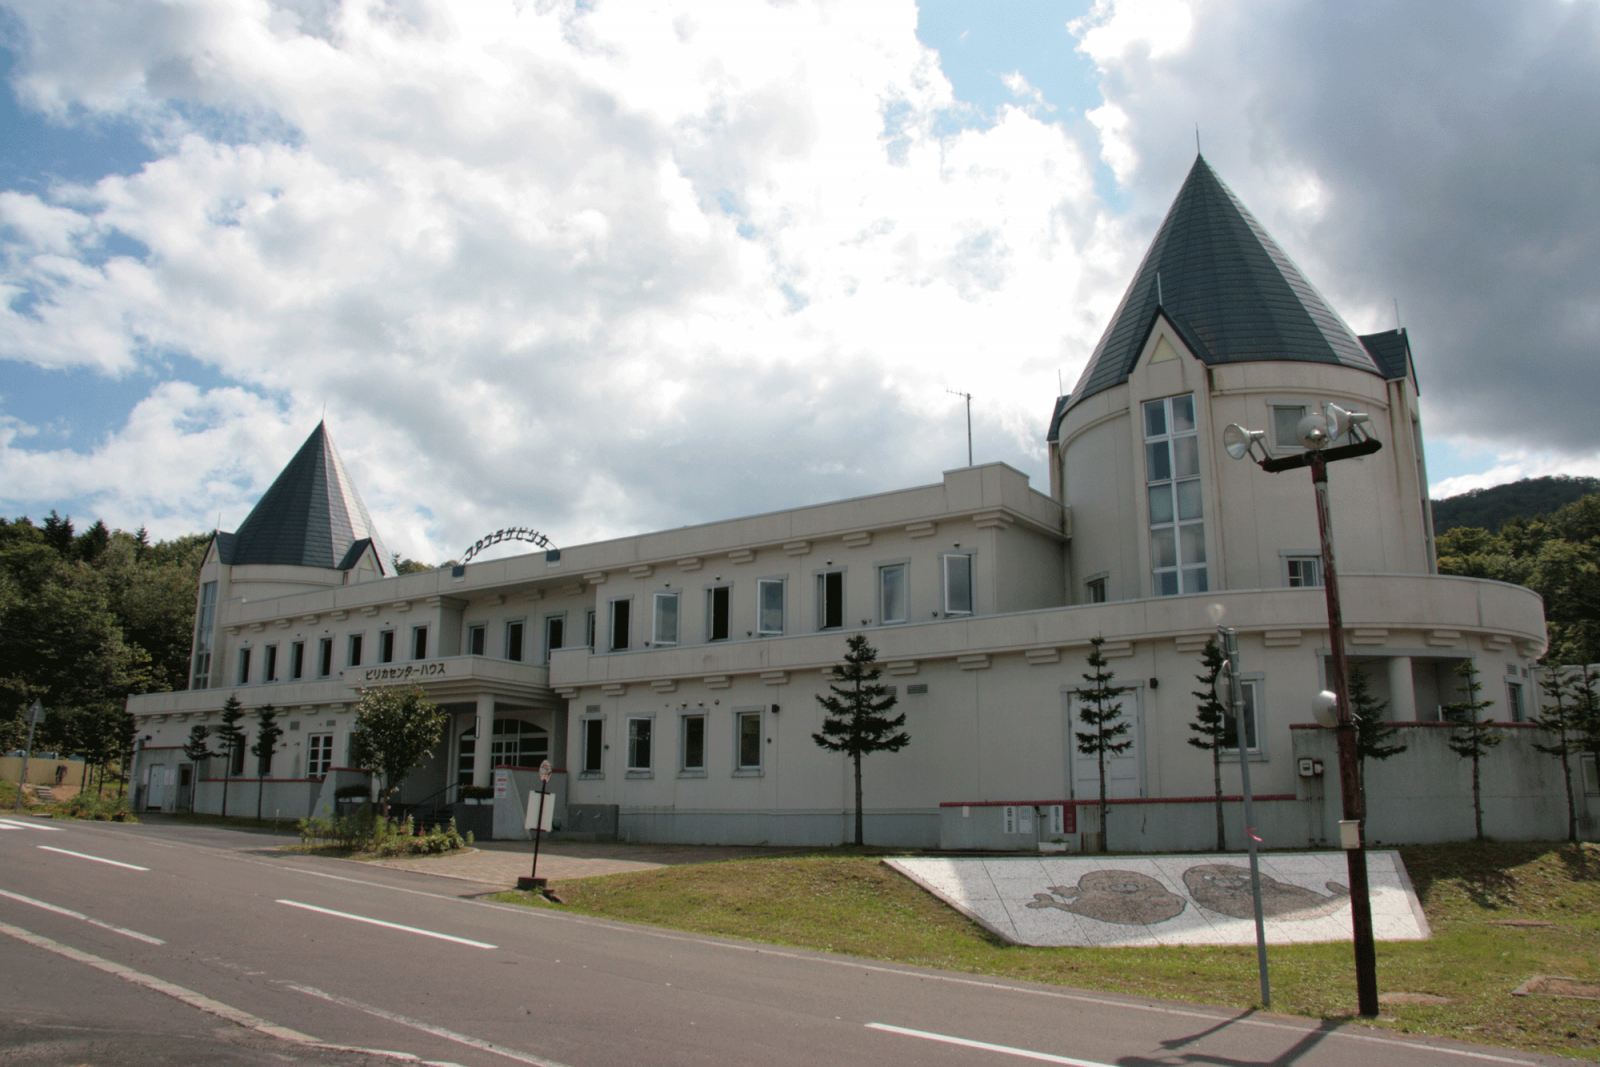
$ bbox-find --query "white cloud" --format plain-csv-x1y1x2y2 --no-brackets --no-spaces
0,0,1116,560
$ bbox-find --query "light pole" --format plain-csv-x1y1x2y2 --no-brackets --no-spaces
1223,402,1382,1018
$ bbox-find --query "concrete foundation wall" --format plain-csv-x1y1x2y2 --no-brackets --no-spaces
192,778,321,820
939,798,1320,853
615,807,941,848
0,756,89,786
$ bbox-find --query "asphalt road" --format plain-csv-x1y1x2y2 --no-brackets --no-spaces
0,815,1571,1067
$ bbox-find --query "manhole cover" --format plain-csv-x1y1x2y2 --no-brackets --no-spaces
1511,976,1600,1001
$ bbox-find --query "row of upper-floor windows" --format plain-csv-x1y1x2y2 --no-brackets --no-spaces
1082,553,1325,604
221,624,433,686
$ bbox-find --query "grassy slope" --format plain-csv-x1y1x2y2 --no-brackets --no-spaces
494,841,1600,1061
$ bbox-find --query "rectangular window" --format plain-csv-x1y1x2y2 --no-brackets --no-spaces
757,579,785,635
627,717,653,772
581,714,604,775
1144,393,1207,596
707,586,731,641
943,554,973,615
1273,404,1307,450
610,599,631,651
585,609,596,648
1507,681,1525,723
319,637,334,676
681,714,706,772
191,581,218,689
411,626,427,660
736,710,763,771
290,641,305,680
468,624,486,656
1086,576,1107,604
230,736,247,776
379,630,396,663
1286,556,1322,588
307,733,334,778
264,644,278,682
652,593,679,646
544,615,565,663
506,620,525,661
237,648,252,685
348,633,363,667
816,571,844,630
878,563,908,624
1224,679,1261,753
1584,754,1599,794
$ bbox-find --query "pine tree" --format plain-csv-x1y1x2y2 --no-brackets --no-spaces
1444,661,1502,842
214,696,247,818
1076,636,1134,853
41,511,74,556
1349,664,1406,794
811,634,909,846
1187,638,1230,852
1534,668,1583,842
251,705,283,822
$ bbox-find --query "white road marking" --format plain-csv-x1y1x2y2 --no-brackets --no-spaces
0,817,65,831
868,1024,1115,1066
275,900,497,949
282,865,466,899
287,983,573,1067
36,845,148,870
0,888,165,944
0,920,316,1043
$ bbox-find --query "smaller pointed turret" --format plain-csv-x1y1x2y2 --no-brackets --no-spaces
224,423,390,572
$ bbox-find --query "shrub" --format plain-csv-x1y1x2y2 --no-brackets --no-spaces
295,812,467,856
53,792,135,822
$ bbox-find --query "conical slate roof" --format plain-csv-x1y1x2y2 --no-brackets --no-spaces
226,423,390,571
1068,156,1381,409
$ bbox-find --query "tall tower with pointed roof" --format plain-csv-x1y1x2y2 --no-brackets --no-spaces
1053,156,1435,604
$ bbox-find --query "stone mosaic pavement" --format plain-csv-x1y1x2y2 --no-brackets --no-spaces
885,851,1431,948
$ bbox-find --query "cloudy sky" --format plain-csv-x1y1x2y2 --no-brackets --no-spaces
0,0,1596,563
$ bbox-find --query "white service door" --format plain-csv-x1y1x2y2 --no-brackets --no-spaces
1066,690,1143,801
146,764,168,810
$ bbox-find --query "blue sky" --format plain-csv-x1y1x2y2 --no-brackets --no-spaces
0,0,1595,555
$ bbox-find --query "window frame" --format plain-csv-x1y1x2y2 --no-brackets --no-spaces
543,613,566,664
318,637,334,677
942,553,974,616
733,708,764,774
505,619,526,662
1143,392,1207,597
1506,679,1526,723
290,641,305,680
411,625,428,660
756,578,786,636
815,569,845,631
609,597,632,651
307,732,334,779
679,712,707,776
584,609,596,649
1221,675,1264,756
1085,573,1108,604
1271,402,1309,452
191,581,219,690
626,714,655,776
237,647,252,686
706,585,732,642
579,711,604,778
877,561,909,625
379,629,396,664
652,592,679,647
347,633,364,668
264,643,279,683
467,624,487,657
1284,553,1323,588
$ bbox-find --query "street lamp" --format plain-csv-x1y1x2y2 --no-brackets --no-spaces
1223,401,1383,1019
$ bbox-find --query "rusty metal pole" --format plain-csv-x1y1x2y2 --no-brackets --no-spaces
1311,451,1379,1018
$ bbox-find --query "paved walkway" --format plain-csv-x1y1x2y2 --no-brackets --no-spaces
367,840,795,887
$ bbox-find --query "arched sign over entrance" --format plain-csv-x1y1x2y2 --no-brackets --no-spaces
460,527,558,564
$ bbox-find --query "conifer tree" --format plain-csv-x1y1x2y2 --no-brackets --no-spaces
1349,664,1406,794
251,705,283,822
812,634,909,846
1444,661,1501,842
214,696,247,818
1076,636,1133,853
1187,638,1230,852
1534,668,1583,842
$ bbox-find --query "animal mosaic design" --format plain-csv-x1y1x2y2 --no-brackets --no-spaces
1025,870,1186,926
1182,864,1350,921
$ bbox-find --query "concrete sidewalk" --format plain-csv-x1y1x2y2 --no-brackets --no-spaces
367,839,797,887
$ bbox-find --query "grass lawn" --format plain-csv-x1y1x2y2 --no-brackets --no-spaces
493,840,1600,1061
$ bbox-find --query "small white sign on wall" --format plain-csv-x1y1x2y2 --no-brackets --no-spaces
493,769,509,800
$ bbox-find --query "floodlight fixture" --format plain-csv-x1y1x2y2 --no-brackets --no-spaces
1223,423,1268,463
1312,689,1339,728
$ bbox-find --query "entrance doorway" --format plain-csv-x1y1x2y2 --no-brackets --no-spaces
1066,688,1145,801
458,718,549,785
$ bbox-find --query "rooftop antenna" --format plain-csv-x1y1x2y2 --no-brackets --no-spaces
1057,368,1063,396
321,401,327,423
946,389,973,467
1195,123,1201,155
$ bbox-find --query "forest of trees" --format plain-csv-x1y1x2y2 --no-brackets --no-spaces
1432,475,1600,535
0,514,209,778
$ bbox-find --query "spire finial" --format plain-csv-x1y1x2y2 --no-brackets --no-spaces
1195,123,1201,156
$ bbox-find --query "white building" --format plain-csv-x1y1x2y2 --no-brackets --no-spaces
128,157,1562,849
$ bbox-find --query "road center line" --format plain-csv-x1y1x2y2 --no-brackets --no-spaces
0,888,165,945
286,983,573,1067
867,1023,1113,1066
36,845,148,870
0,817,65,831
275,900,497,949
0,920,316,1043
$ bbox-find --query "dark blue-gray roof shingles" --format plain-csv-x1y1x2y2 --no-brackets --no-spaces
1067,156,1381,413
